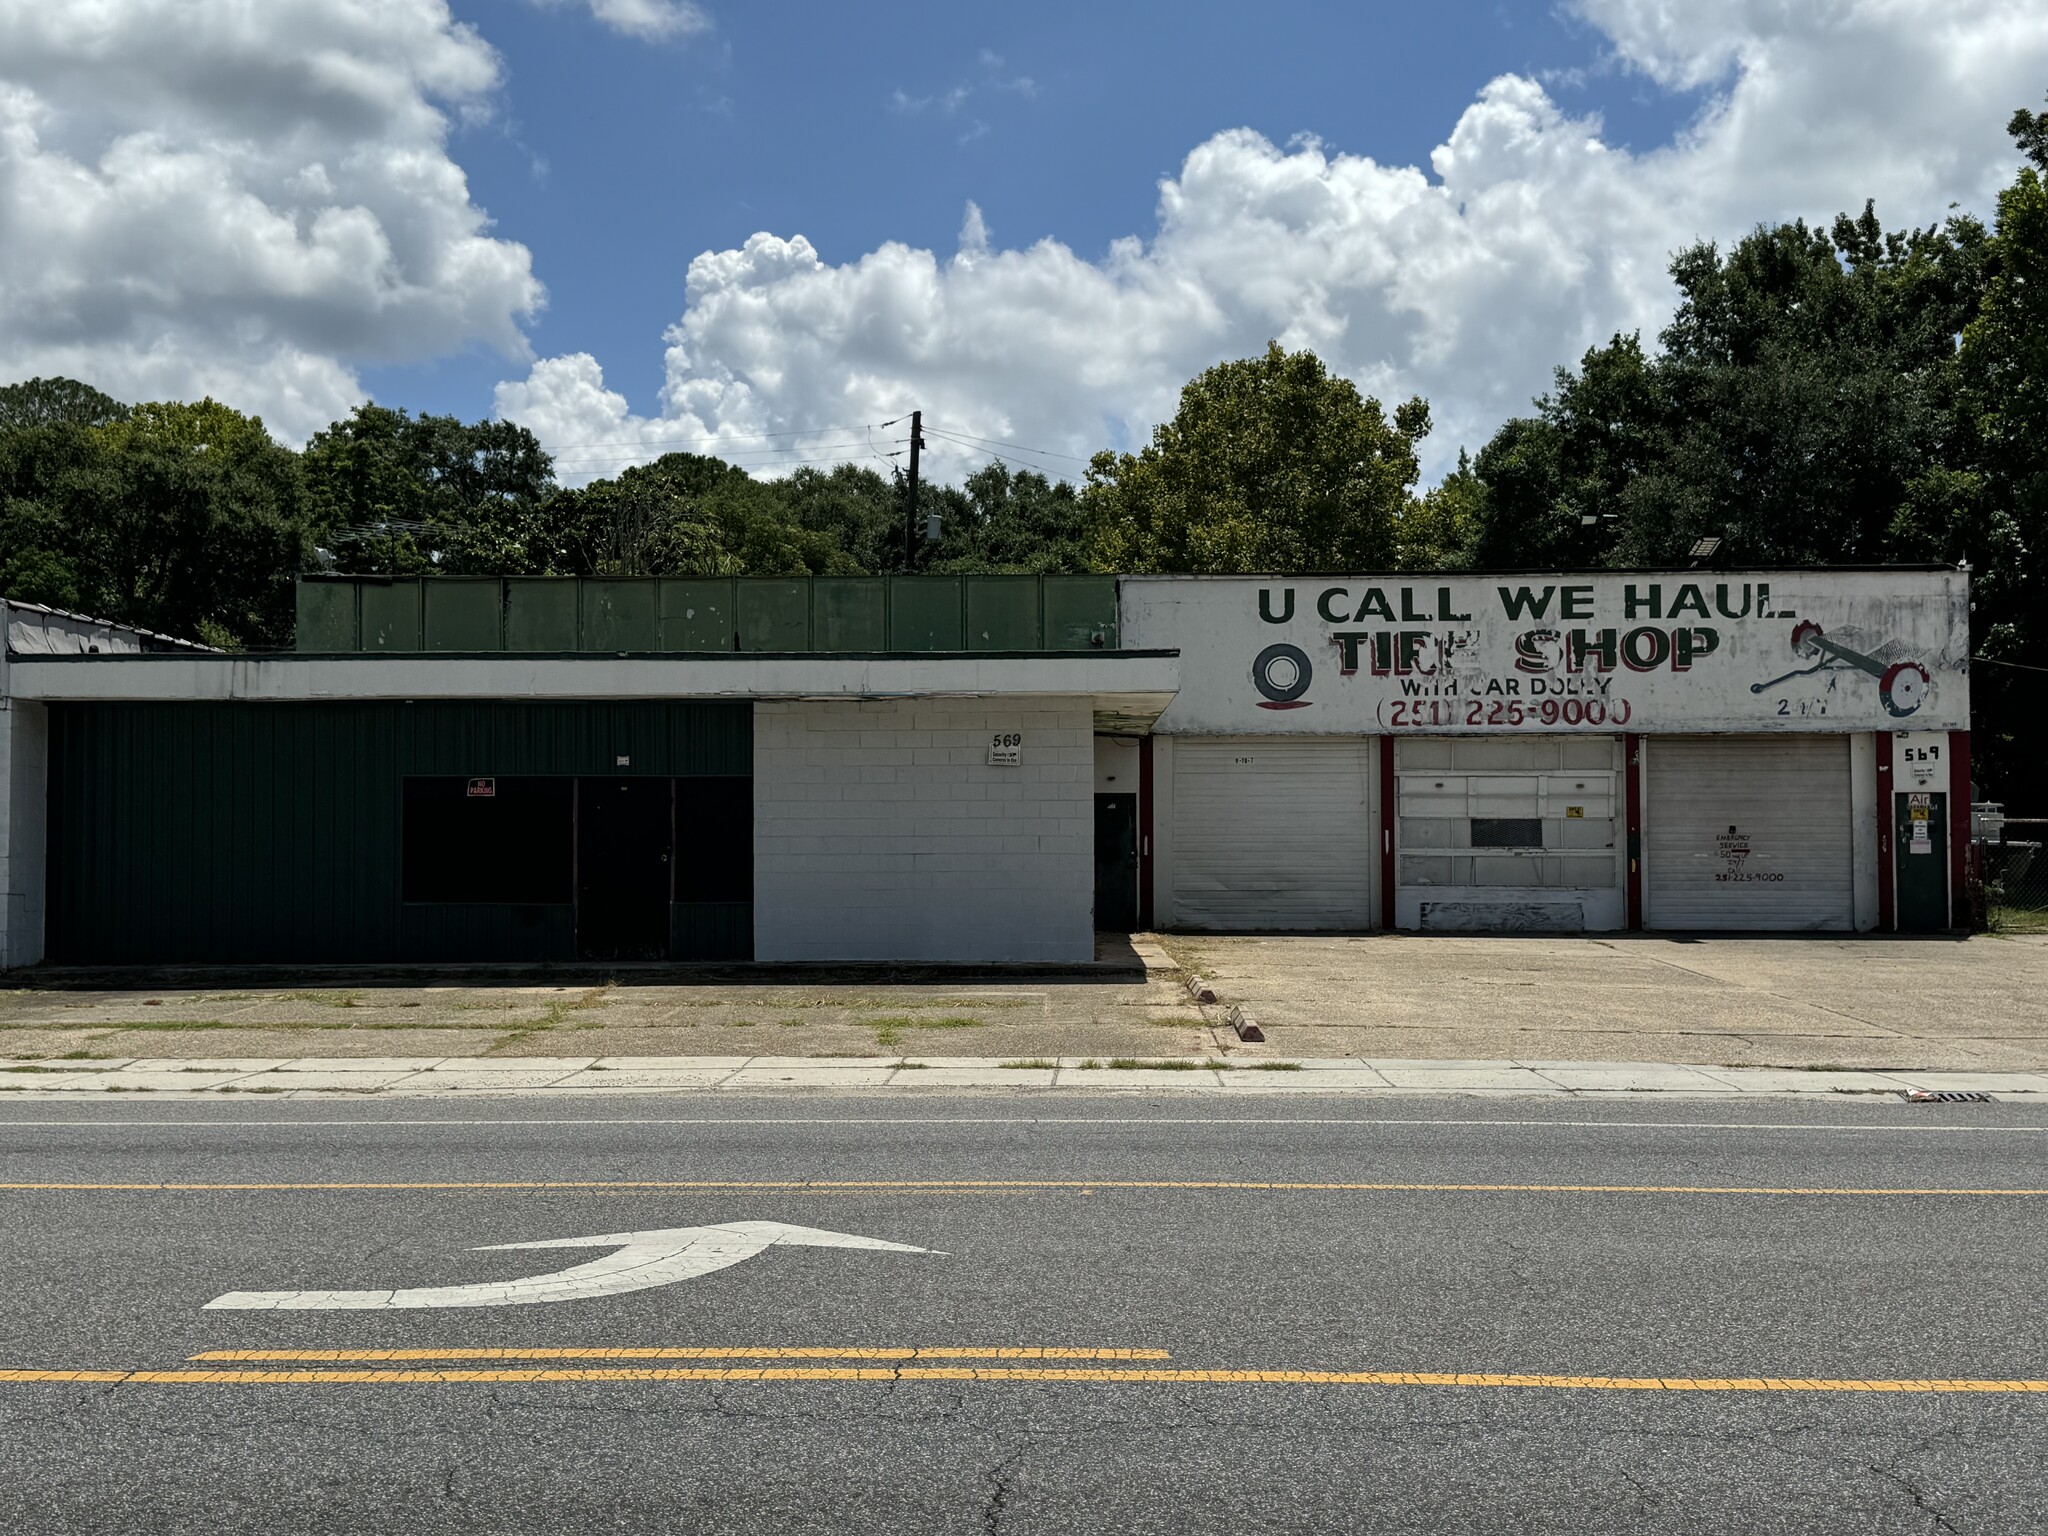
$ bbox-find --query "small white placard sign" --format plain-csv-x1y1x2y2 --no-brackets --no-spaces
987,731,1023,767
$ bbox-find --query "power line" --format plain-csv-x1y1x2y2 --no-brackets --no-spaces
533,423,875,452
921,425,1094,463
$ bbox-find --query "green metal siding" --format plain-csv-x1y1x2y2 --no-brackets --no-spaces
966,576,1040,650
1044,575,1118,650
297,574,1121,653
423,579,503,652
45,700,751,966
505,579,579,651
812,577,887,651
736,579,809,651
295,581,359,651
361,581,423,651
660,579,735,651
581,578,659,651
890,576,964,650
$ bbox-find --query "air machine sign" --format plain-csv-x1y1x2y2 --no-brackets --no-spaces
1122,573,1969,735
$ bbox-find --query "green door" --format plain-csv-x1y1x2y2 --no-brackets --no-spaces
1895,792,1949,931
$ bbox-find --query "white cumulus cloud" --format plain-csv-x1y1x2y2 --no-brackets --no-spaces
498,0,2048,487
529,0,711,43
0,1,544,441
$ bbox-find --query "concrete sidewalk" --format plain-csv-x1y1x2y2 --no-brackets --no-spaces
1,1053,2042,1098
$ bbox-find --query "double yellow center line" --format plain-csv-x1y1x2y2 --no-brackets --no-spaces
2,1348,2042,1394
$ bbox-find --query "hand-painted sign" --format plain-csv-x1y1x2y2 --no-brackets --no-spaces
466,777,495,798
204,1221,934,1310
1122,572,1969,735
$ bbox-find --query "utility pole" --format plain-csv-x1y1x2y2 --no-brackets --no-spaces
903,410,924,572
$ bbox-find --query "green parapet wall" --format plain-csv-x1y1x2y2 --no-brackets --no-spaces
293,574,1121,653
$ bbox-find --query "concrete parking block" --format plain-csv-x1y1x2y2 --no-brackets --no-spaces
271,1057,448,1073
419,1057,597,1073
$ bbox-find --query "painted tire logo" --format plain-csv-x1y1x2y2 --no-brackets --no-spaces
1252,643,1313,709
1880,661,1931,717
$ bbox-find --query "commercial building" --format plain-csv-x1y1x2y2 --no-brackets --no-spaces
0,568,1970,971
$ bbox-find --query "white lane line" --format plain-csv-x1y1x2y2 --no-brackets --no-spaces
0,1117,2045,1133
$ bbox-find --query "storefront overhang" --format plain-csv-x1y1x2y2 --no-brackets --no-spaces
5,649,1182,732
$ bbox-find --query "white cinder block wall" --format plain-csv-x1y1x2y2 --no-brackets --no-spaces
754,698,1096,962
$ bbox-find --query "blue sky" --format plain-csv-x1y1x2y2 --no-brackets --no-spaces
377,1,1701,433
5,2,2040,484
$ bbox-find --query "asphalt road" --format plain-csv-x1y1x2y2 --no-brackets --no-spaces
1,1094,2044,1534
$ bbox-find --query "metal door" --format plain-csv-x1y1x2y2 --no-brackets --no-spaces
1645,737,1853,930
576,778,673,960
1894,791,1950,931
1094,793,1139,932
1169,737,1376,930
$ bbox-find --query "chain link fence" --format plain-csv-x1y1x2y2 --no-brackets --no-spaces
1983,819,2048,933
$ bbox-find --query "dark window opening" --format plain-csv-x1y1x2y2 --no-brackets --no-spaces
1471,817,1544,849
675,777,753,902
402,777,572,904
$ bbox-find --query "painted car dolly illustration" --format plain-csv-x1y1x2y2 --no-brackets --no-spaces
1750,620,1933,717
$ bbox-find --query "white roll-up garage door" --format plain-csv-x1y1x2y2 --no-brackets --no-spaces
1645,737,1853,930
1170,737,1376,930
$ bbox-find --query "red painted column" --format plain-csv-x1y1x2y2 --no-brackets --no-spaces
1137,736,1156,932
1624,733,1644,930
1948,730,1972,931
1876,732,1895,932
1378,735,1397,930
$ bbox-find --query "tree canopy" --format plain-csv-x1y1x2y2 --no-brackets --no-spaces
1086,343,1430,573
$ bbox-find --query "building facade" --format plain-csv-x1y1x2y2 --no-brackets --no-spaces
0,568,1970,971
1124,570,1971,936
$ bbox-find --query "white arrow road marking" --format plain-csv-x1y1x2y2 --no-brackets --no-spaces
204,1221,936,1311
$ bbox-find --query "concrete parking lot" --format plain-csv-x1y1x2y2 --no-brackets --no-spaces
4,932,2045,1072
1167,932,2048,1071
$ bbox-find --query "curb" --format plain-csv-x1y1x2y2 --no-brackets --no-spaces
2,1055,2044,1101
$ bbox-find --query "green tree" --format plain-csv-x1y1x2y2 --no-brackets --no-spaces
1958,95,2048,803
0,393,308,646
0,377,131,430
926,462,1091,573
1086,343,1429,572
302,405,557,574
1394,449,1482,569
1468,208,1989,570
548,454,853,576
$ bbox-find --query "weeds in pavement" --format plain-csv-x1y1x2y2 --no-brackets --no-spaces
1076,1059,1102,1069
1001,1060,1057,1069
285,991,362,1009
867,1015,983,1049
1251,1062,1303,1071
